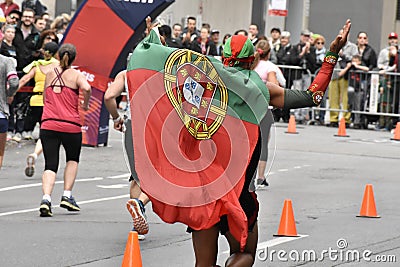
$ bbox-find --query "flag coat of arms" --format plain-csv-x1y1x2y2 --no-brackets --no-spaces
127,30,269,249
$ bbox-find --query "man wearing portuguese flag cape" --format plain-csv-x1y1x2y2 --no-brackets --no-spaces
126,17,351,267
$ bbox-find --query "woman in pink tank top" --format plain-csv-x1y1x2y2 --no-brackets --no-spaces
38,43,91,217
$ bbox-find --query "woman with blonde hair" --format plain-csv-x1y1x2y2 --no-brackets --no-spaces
314,35,327,69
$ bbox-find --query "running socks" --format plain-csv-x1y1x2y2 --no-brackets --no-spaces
63,190,72,198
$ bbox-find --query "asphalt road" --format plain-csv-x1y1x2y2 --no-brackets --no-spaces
1,120,399,266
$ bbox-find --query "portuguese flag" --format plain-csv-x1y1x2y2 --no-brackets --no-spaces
127,29,269,249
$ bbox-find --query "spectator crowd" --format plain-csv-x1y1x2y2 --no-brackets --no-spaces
1,2,399,151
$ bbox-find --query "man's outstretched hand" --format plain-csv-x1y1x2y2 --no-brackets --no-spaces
329,19,351,54
145,16,166,45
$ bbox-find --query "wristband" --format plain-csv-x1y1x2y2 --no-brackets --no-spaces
113,116,122,123
324,51,339,65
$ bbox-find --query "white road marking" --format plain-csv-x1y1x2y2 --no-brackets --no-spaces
348,140,374,145
278,169,288,172
220,234,308,255
106,173,130,179
0,177,103,192
0,194,129,217
256,234,308,250
97,184,129,189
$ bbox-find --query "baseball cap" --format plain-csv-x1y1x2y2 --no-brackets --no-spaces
388,32,398,39
211,29,220,35
270,27,281,34
301,29,311,36
281,31,291,38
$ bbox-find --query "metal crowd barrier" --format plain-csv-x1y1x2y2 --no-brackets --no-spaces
275,65,400,127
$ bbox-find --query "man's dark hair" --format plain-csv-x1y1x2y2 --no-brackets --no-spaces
159,25,172,38
250,24,258,30
234,29,248,36
187,16,196,22
357,31,368,37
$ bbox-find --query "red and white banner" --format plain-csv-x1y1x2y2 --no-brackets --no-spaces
268,0,288,16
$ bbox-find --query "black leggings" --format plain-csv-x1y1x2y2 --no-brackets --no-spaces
40,129,82,173
24,106,43,131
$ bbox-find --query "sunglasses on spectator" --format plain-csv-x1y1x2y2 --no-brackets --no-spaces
45,36,56,41
10,15,20,21
316,42,324,44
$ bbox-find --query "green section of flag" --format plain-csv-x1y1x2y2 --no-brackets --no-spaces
128,30,270,125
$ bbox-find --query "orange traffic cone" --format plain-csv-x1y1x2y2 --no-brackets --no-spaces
273,199,298,237
122,231,143,267
357,184,380,218
285,115,298,134
334,117,349,137
390,122,400,141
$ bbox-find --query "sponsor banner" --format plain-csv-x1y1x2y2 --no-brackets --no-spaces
80,87,108,146
369,74,379,113
268,0,288,17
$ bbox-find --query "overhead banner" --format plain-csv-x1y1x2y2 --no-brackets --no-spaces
268,0,287,16
63,0,175,85
62,0,175,146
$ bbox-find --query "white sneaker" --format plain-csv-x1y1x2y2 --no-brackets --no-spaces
12,132,22,142
25,131,33,140
22,131,33,140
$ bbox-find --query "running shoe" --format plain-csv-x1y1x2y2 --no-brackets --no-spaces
25,154,35,177
126,199,149,235
60,196,81,211
12,132,22,142
131,227,146,240
39,199,53,217
256,178,269,189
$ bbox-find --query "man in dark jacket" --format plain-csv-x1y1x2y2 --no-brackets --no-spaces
295,29,317,74
275,31,300,122
180,16,200,49
11,8,39,142
159,25,182,49
12,8,40,71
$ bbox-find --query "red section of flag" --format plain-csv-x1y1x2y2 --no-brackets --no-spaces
127,69,259,249
63,0,134,79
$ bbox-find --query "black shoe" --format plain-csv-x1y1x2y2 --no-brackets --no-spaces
256,178,269,188
60,196,81,211
39,199,53,217
330,122,338,127
353,123,361,129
